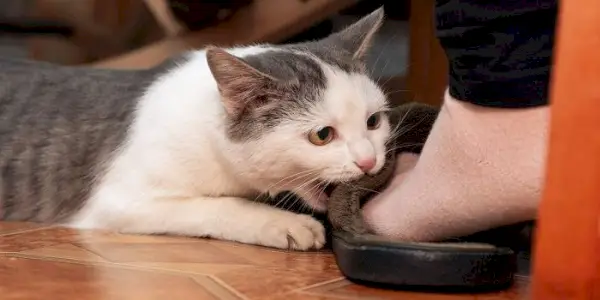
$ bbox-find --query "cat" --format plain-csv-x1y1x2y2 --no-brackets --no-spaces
0,8,389,250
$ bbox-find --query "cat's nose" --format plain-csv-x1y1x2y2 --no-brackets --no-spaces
354,157,376,173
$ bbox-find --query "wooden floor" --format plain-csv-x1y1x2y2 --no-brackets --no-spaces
0,222,529,299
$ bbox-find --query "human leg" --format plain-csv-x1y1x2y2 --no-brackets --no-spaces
363,0,556,241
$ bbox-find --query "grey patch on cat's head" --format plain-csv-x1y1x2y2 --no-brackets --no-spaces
288,7,384,75
206,7,385,142
286,43,363,74
207,47,326,141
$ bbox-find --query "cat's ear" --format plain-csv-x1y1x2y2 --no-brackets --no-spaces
206,46,276,117
325,7,384,61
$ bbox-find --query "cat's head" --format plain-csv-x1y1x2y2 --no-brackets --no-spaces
207,8,389,211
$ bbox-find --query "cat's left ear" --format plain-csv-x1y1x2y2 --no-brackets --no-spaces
324,7,384,61
206,46,277,117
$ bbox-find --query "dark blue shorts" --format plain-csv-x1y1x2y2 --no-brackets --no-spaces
436,0,557,108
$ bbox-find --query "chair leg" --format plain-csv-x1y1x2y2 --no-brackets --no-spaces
531,1,600,299
407,0,447,107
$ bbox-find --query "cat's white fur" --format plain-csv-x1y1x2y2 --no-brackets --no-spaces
69,44,389,250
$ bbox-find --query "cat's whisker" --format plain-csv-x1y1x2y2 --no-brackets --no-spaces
384,89,411,97
376,59,393,85
292,176,322,195
265,175,314,201
275,192,308,210
257,168,322,202
274,192,296,210
374,57,391,84
380,59,394,87
387,110,434,145
264,168,320,191
269,170,328,210
338,182,382,195
392,141,426,148
403,115,432,133
395,104,415,129
281,188,310,210
288,194,303,211
372,34,396,80
302,180,329,215
313,178,331,205
387,119,432,148
381,62,412,86
275,175,322,209
385,142,425,155
273,188,307,209
387,110,412,142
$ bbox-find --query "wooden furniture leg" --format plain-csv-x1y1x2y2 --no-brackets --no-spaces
531,1,600,299
381,0,448,107
407,0,447,107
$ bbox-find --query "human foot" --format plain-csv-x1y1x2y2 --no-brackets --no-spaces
363,92,549,241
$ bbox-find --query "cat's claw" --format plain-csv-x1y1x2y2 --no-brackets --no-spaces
259,213,326,251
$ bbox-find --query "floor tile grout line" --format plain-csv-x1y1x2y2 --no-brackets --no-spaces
18,251,343,300
192,275,247,300
0,225,56,237
2,245,527,299
299,291,366,300
5,251,370,300
293,276,346,292
5,252,251,278
5,252,152,269
5,252,220,276
5,252,296,300
204,275,250,300
8,249,341,280
296,277,348,293
70,242,112,262
115,262,256,277
9,253,349,300
3,252,251,299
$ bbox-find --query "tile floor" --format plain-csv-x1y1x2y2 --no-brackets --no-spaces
0,222,530,299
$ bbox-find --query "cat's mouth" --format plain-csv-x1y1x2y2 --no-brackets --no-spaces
297,181,337,211
323,183,337,197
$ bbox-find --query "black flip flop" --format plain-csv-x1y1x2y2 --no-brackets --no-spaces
331,230,517,291
325,103,531,291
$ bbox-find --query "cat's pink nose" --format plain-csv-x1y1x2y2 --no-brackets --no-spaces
354,158,376,173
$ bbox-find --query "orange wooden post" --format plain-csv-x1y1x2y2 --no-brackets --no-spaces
531,1,600,299
407,0,447,107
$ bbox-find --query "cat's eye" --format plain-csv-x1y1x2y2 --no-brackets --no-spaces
308,126,335,146
366,112,382,130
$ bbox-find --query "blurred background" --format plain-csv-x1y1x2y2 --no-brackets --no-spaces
0,0,445,106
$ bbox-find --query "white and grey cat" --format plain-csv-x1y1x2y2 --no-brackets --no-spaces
0,9,390,250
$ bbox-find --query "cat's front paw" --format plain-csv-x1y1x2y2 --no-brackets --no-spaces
259,213,326,251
